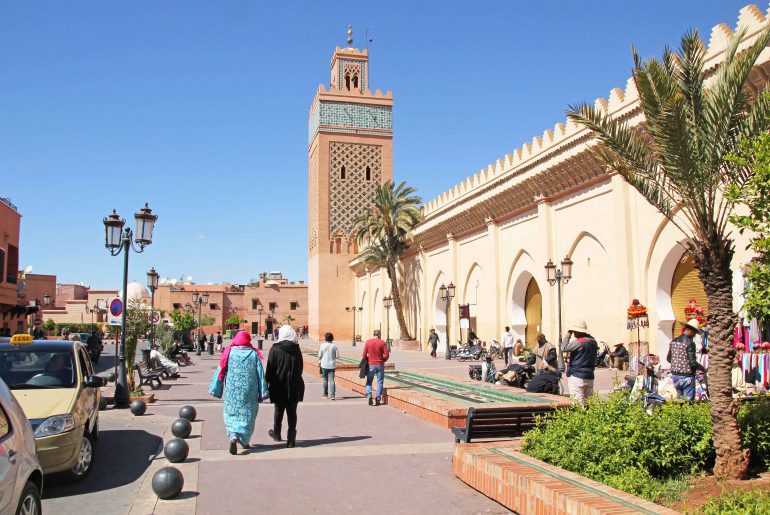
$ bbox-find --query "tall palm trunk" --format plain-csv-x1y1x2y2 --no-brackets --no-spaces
386,258,413,341
694,240,750,479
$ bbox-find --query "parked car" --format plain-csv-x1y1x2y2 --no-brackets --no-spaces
0,373,43,514
0,334,106,482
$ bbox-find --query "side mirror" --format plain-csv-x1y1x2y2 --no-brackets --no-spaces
84,376,107,388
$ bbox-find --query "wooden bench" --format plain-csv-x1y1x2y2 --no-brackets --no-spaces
452,406,555,443
135,361,163,389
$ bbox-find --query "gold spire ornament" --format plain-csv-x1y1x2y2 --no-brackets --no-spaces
347,25,353,48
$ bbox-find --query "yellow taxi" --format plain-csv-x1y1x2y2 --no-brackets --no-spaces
0,334,106,481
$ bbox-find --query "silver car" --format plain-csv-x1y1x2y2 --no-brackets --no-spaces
0,375,43,514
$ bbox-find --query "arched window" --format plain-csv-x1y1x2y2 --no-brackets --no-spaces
352,75,359,89
345,74,351,91
335,237,342,254
340,166,346,180
365,166,371,181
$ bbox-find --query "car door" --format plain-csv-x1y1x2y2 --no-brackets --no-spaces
76,348,97,431
0,401,19,513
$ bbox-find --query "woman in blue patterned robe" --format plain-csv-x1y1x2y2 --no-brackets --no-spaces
209,330,268,454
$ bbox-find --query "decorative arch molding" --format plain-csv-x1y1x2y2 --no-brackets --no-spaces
462,262,483,304
566,230,607,257
653,238,690,348
431,271,448,350
505,250,540,342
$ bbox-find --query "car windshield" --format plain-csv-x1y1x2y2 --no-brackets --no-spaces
0,349,76,388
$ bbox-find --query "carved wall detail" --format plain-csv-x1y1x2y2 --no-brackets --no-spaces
308,147,319,254
329,142,382,240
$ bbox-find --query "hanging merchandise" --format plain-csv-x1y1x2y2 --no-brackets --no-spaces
626,299,649,373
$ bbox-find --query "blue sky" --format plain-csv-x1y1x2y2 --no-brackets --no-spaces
1,0,755,288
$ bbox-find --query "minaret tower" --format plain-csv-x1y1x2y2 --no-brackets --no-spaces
308,26,393,340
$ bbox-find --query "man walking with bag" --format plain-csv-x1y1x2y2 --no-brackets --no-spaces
428,328,439,358
362,329,389,406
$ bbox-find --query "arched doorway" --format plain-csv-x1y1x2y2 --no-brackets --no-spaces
670,254,708,334
433,291,448,354
524,278,542,347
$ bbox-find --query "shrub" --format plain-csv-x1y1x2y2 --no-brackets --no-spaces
738,396,770,469
522,393,713,501
699,489,770,515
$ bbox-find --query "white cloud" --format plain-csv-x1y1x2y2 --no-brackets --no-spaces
195,234,205,240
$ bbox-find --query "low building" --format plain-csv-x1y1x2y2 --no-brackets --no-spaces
0,197,26,335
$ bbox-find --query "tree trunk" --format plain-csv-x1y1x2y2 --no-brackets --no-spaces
695,242,750,479
387,259,413,341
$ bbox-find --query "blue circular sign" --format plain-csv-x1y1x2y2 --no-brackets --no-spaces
110,298,123,317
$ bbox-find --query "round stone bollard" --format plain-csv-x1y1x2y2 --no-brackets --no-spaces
171,418,192,439
163,438,189,463
178,405,196,422
152,466,184,499
130,399,146,416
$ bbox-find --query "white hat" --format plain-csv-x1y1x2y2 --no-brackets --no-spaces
568,320,589,334
681,319,703,334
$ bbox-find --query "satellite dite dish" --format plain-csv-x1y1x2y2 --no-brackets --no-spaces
23,265,33,275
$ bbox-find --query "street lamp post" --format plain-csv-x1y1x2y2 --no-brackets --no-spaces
439,282,455,360
102,203,158,407
192,292,209,355
345,306,362,346
383,296,392,349
257,305,263,335
545,255,573,371
147,268,159,345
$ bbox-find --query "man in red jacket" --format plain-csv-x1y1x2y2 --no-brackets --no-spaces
362,329,390,406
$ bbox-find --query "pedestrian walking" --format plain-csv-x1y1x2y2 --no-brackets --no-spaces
318,332,339,400
667,319,706,401
197,330,206,356
273,327,279,341
428,328,439,358
561,321,599,406
502,326,514,366
265,325,305,448
208,333,215,355
208,330,268,455
216,331,223,352
362,329,390,406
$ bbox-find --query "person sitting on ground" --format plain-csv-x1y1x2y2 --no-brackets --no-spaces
481,354,497,383
610,343,629,370
533,334,559,372
526,369,562,395
512,338,525,358
150,343,180,377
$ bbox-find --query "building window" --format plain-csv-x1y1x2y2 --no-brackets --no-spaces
290,301,298,310
6,244,17,284
173,303,181,310
365,166,371,181
345,74,351,91
352,75,359,89
268,302,277,311
340,165,346,180
0,248,4,284
251,299,258,309
209,303,218,310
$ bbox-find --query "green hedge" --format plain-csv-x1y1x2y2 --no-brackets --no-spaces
53,323,101,336
522,393,770,503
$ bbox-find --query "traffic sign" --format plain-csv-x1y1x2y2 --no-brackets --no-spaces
148,311,160,323
110,298,123,317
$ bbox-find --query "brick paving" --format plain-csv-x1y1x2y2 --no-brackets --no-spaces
136,339,511,514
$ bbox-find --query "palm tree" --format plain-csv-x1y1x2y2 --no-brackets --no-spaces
567,28,770,480
353,180,423,341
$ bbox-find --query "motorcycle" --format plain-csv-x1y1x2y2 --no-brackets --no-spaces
448,344,458,359
86,344,102,364
456,342,487,361
487,340,503,360
595,342,611,368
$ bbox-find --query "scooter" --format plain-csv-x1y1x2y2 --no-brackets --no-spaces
86,344,101,364
456,342,487,361
487,340,503,360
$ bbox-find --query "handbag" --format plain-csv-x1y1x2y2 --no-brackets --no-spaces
359,357,369,378
209,365,224,398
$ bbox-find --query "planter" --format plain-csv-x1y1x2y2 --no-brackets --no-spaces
395,339,421,351
130,393,156,404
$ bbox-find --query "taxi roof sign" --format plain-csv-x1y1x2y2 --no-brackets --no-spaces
10,334,34,345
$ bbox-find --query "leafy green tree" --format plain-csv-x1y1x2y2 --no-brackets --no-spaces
282,314,295,325
42,319,55,334
199,315,216,327
353,181,423,341
125,299,150,392
567,27,770,479
727,133,770,320
169,310,196,333
225,313,244,329
154,322,175,356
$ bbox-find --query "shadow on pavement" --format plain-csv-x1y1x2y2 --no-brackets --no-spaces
42,429,162,499
241,435,371,453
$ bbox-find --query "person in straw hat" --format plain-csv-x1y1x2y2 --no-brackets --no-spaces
667,319,706,401
561,320,599,406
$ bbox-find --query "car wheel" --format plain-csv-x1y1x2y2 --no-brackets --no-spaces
65,431,94,482
15,481,41,515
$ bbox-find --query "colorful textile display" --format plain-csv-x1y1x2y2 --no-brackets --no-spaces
739,352,770,387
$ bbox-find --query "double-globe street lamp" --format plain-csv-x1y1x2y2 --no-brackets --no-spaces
147,268,159,345
102,203,158,407
383,296,392,349
439,282,456,360
545,255,573,371
345,306,362,346
192,292,209,355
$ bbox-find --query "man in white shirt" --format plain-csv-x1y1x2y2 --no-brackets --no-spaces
502,326,514,366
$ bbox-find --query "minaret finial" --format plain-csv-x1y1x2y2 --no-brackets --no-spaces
347,25,353,48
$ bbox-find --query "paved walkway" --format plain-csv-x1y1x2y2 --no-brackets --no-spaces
136,340,511,514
